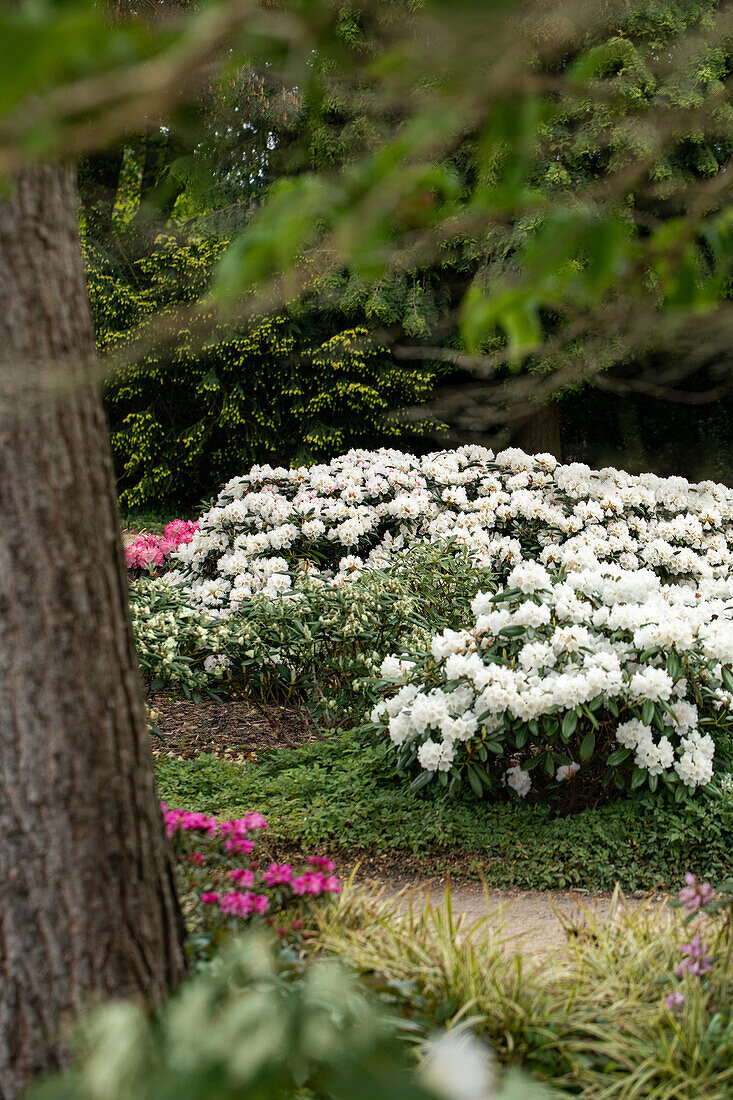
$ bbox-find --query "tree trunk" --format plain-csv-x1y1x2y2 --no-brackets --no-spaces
0,165,186,1099
515,404,562,459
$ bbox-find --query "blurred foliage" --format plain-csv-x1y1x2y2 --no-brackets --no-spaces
28,933,544,1100
5,0,733,483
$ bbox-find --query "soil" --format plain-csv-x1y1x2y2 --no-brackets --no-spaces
148,693,319,763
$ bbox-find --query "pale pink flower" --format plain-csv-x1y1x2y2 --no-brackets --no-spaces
678,873,716,912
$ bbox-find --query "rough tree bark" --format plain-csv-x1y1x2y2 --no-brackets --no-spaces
0,165,186,1099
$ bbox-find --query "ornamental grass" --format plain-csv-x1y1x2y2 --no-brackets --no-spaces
315,878,733,1099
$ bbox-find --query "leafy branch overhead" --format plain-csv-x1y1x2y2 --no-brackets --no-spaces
6,0,733,418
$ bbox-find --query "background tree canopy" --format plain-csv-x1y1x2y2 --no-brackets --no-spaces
6,0,733,504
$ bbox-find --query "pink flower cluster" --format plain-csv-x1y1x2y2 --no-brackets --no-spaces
162,805,217,838
220,892,270,916
678,872,716,912
161,802,341,934
676,934,714,978
261,857,341,897
125,519,199,573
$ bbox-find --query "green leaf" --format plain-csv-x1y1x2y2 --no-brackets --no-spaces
467,765,484,797
582,706,599,730
409,771,433,793
561,711,578,740
721,666,733,693
641,699,655,726
631,767,647,790
486,740,504,754
606,747,631,767
579,730,595,761
490,587,521,603
666,653,682,679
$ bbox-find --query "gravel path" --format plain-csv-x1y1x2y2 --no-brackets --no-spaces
358,873,661,955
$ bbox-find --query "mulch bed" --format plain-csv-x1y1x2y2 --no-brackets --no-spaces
148,693,320,762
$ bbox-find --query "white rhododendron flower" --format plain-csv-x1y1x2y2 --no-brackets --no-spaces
167,444,733,796
505,766,532,798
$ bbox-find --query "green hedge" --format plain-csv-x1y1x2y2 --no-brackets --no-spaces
90,233,440,508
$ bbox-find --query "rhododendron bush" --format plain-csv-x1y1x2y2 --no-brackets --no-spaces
126,519,199,575
163,802,340,955
370,559,730,800
130,540,495,715
142,445,733,800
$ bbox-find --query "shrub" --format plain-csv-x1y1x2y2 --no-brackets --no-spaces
163,802,341,961
125,519,199,575
130,540,496,722
370,558,732,802
161,444,733,799
154,751,733,892
93,234,440,508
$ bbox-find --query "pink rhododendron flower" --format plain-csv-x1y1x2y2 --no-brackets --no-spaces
678,873,716,912
220,891,270,917
163,808,217,838
200,892,220,904
126,519,199,575
308,856,336,872
231,868,255,887
220,814,267,835
262,863,293,886
224,837,255,855
291,872,324,896
665,991,685,1011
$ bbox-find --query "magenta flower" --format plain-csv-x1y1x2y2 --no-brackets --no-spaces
230,868,255,887
220,891,256,916
200,892,220,904
677,935,714,978
163,808,217,838
291,873,323,897
220,891,270,917
224,837,255,855
262,862,293,886
665,991,685,1011
678,873,716,912
221,814,267,835
308,856,336,872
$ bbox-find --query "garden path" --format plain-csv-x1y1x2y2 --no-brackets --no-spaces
357,874,659,955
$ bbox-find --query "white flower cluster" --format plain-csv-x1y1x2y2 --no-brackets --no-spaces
172,444,733,619
371,558,733,793
168,444,733,795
